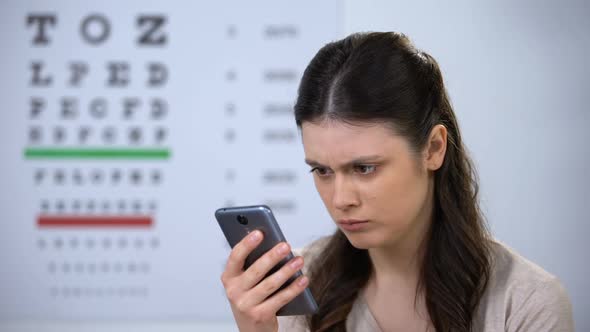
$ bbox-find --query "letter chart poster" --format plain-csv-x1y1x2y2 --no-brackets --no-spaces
0,0,340,320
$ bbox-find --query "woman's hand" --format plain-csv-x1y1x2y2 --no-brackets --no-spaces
220,230,309,332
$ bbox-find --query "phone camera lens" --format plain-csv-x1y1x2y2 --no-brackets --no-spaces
237,215,248,225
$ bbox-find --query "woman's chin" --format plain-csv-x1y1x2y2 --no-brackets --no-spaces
344,232,381,250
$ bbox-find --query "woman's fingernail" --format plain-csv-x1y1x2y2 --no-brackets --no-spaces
277,243,289,254
297,276,309,286
249,231,261,242
290,257,303,269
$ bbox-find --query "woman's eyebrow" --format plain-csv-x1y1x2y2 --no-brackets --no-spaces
304,159,323,167
304,155,383,168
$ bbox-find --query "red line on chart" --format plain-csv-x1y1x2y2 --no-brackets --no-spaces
37,215,153,228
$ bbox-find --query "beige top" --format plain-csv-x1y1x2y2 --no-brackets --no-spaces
278,239,574,332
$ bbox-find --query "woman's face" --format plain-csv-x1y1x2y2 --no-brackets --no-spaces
301,120,445,250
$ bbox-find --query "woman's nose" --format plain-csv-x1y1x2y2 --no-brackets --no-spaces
332,174,360,210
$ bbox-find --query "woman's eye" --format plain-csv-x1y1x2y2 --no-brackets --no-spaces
310,167,331,176
354,165,377,175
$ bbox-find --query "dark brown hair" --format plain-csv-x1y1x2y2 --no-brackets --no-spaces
295,32,492,332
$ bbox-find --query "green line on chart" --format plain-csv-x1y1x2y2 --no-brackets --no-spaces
24,148,171,160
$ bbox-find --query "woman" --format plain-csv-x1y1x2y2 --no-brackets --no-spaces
220,32,574,332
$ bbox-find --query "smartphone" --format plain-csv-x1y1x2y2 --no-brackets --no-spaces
215,205,318,316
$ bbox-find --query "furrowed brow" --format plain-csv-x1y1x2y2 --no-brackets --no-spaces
304,155,383,169
304,159,324,167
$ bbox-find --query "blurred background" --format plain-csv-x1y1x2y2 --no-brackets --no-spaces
0,0,588,331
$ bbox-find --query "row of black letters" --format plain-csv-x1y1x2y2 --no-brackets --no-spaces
28,127,298,144
27,98,293,119
27,14,167,46
34,168,298,186
47,261,151,274
34,168,163,186
28,97,167,120
40,199,157,213
26,14,300,46
28,126,167,145
30,62,298,87
30,62,168,87
39,237,159,250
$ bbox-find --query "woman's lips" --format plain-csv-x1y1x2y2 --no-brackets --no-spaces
337,219,369,231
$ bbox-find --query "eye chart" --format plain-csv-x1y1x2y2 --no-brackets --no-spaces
0,0,339,320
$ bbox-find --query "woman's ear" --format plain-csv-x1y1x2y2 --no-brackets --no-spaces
423,124,447,171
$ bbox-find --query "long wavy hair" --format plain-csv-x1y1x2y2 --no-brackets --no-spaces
294,32,492,332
